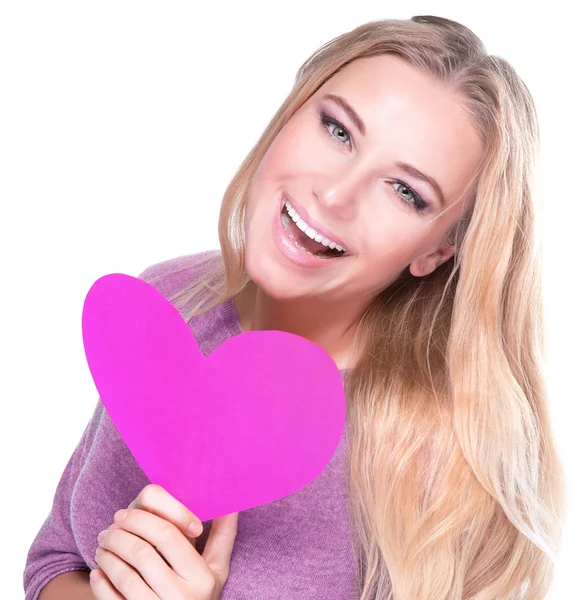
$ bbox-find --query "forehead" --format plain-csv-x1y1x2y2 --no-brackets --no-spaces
321,54,459,116
315,55,483,212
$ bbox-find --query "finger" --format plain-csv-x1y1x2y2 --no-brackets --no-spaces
94,547,159,600
128,484,203,542
89,569,124,600
95,541,160,600
112,507,210,583
202,512,239,584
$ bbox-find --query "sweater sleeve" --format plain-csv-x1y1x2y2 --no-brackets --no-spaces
23,399,103,600
23,251,219,600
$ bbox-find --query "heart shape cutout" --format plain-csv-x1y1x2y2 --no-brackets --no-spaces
81,273,346,522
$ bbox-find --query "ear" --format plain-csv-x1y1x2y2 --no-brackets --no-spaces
409,239,456,277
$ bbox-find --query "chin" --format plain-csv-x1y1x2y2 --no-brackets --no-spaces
244,245,301,301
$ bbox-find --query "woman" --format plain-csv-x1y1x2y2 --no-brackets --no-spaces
25,14,567,600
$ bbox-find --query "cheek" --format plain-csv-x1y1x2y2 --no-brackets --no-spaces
242,195,265,251
244,177,269,225
267,126,322,174
361,222,422,269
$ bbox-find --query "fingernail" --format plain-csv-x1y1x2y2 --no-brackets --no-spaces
97,529,107,544
90,569,101,581
188,520,203,536
114,509,128,522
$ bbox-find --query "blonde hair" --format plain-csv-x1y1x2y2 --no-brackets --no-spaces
155,15,567,600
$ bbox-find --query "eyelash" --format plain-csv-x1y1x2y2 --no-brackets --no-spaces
318,110,430,213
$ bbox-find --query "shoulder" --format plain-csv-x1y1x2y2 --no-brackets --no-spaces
136,249,222,298
137,249,221,282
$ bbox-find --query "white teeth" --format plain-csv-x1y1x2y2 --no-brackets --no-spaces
289,211,300,223
283,199,346,253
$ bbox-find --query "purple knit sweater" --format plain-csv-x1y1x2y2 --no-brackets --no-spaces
23,251,360,600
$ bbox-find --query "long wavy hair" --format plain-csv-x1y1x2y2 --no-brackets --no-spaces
152,15,567,600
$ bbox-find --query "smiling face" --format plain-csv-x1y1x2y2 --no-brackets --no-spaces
243,54,483,306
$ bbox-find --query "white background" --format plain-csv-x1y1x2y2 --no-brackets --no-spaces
1,1,573,598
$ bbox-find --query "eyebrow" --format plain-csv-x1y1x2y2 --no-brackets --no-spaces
321,93,447,209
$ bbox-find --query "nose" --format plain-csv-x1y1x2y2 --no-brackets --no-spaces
312,161,368,220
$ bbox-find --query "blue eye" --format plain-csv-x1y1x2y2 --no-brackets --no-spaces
318,109,430,214
319,111,352,147
389,181,429,213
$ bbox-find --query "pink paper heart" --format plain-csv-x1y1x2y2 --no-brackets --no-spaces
81,273,346,522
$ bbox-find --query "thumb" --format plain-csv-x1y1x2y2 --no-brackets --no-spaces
202,512,239,583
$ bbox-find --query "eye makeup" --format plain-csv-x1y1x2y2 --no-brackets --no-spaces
317,108,431,214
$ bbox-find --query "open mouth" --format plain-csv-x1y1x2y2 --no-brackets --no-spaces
280,201,348,259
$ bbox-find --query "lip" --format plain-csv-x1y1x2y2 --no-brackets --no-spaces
272,193,350,268
282,193,351,254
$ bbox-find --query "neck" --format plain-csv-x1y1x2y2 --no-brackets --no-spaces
232,282,366,371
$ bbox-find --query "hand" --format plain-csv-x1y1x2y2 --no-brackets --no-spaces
90,483,239,599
